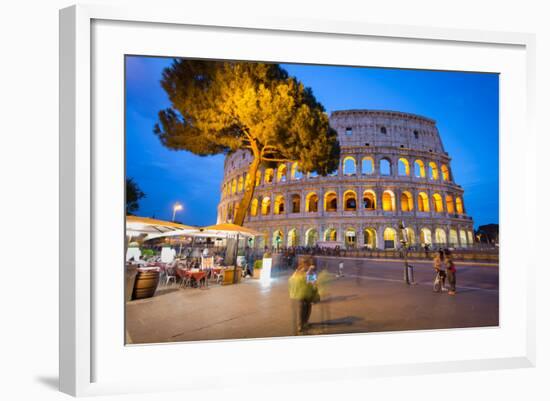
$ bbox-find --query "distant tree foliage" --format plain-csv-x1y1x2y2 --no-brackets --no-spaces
154,59,340,225
126,177,146,215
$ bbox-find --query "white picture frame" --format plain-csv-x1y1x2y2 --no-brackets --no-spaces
59,3,536,397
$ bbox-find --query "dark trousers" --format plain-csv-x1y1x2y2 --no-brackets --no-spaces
447,270,456,291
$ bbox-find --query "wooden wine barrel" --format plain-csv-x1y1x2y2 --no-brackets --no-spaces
132,270,160,300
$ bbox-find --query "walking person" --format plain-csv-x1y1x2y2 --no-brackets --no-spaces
288,262,308,334
444,249,457,295
433,249,447,292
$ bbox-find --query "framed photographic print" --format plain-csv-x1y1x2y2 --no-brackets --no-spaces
60,3,536,397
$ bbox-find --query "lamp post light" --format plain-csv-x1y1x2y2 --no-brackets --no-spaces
172,203,183,222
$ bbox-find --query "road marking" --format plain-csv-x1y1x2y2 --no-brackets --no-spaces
338,273,499,293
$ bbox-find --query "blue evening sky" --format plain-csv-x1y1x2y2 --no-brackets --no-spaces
126,56,499,228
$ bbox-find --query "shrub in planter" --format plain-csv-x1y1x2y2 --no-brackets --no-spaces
253,259,262,279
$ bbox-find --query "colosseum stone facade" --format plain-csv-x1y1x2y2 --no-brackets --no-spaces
217,110,475,250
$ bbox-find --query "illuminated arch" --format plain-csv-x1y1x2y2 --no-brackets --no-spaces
305,192,319,213
417,192,430,212
432,193,444,213
227,203,234,221
414,160,426,178
383,227,397,249
344,227,357,248
261,196,271,215
343,156,357,175
245,173,251,190
290,194,301,213
264,168,274,184
468,231,474,246
324,228,337,241
272,230,284,247
343,190,357,211
435,228,447,246
363,190,376,210
290,162,302,180
449,229,459,247
429,162,439,180
420,227,432,245
277,164,287,182
379,158,392,176
305,228,318,247
250,198,259,217
362,157,374,175
400,191,413,212
459,230,467,248
287,228,299,247
255,170,262,186
231,178,237,194
398,158,410,176
456,197,464,214
446,195,455,213
274,195,285,215
237,176,244,192
405,227,416,245
324,191,338,212
382,190,396,211
363,228,377,249
441,164,450,181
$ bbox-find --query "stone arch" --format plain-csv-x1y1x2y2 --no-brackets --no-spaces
245,173,252,190
305,228,318,247
379,157,392,176
382,190,396,211
400,191,413,212
290,193,301,213
255,170,262,186
261,196,271,215
383,227,397,249
428,161,439,180
264,168,274,184
290,162,302,180
237,176,244,192
277,164,287,182
274,195,285,215
343,190,357,211
435,228,447,246
432,193,444,213
449,229,459,247
459,229,467,248
344,227,357,248
324,191,338,212
456,196,464,214
446,194,455,213
272,229,284,248
405,227,416,245
231,178,237,194
250,198,259,217
287,228,299,247
417,192,430,212
324,228,337,241
414,160,426,178
398,158,410,176
362,157,374,175
305,192,319,213
363,190,376,210
420,227,432,245
343,156,357,175
363,227,377,249
441,164,450,181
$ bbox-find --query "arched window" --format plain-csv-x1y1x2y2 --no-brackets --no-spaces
380,126,387,134
277,164,287,182
291,194,300,213
420,228,432,245
428,162,439,180
245,173,251,190
382,190,396,211
435,228,447,246
264,168,274,184
305,192,318,213
255,171,262,186
414,160,426,178
400,191,413,212
449,229,459,247
272,230,284,247
459,230,467,247
383,227,396,249
343,156,357,175
456,197,464,214
398,158,410,176
343,190,357,211
362,157,374,175
324,228,337,241
345,228,357,248
380,158,392,176
405,227,416,245
441,165,450,181
227,203,234,221
305,228,318,247
417,192,430,212
250,198,259,217
290,162,302,180
261,196,271,215
324,192,338,212
364,228,377,249
468,231,474,246
237,176,244,192
287,229,299,247
231,178,237,194
432,193,444,213
274,195,285,215
446,195,455,213
363,190,376,210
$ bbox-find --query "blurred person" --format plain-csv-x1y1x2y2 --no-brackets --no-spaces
288,262,308,334
444,249,457,295
317,267,331,331
433,249,447,292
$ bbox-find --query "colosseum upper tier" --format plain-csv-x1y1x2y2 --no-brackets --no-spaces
217,110,475,250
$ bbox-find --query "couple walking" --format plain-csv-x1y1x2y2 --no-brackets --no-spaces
288,257,329,334
433,248,457,295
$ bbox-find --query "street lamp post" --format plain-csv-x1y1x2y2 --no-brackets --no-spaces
172,203,183,222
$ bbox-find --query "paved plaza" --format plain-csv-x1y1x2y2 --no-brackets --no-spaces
125,257,499,344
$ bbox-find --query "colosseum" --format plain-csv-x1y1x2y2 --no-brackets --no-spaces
217,110,475,250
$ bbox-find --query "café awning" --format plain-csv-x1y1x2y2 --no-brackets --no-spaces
126,215,198,238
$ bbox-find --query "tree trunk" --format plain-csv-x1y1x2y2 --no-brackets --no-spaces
233,156,260,226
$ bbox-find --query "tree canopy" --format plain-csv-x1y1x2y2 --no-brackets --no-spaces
126,177,146,215
155,59,340,225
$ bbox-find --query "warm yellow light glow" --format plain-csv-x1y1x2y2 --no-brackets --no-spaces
382,190,395,211
417,192,429,212
343,190,357,211
400,191,413,211
432,193,444,213
173,203,183,211
306,192,318,212
324,191,338,212
398,158,410,176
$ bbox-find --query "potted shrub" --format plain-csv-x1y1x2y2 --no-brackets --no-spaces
253,259,262,279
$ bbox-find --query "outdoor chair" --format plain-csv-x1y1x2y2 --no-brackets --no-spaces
164,267,177,287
